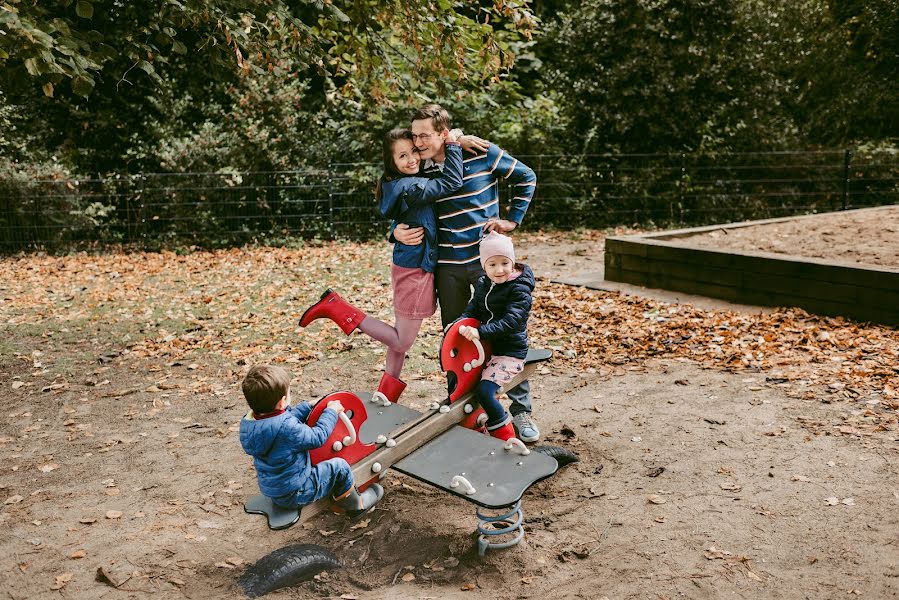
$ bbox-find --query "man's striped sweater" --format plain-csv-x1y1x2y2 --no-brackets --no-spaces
423,143,536,266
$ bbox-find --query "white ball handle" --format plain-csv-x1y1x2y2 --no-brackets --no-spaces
338,411,356,447
504,438,530,455
450,475,476,495
463,338,485,373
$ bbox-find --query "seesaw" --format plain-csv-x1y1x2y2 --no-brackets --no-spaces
238,319,578,597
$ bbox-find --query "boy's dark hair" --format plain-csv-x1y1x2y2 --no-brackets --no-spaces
242,365,290,414
375,128,414,202
411,103,451,131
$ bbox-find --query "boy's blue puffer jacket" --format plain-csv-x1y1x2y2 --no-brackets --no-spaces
380,143,463,273
239,402,338,499
459,263,535,360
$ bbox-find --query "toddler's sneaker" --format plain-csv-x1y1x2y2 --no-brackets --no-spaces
512,413,540,443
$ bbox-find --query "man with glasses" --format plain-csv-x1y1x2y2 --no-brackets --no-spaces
392,103,541,443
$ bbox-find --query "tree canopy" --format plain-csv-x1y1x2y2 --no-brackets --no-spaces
1,0,536,99
0,0,896,178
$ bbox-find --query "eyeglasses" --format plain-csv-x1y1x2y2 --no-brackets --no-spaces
411,133,435,142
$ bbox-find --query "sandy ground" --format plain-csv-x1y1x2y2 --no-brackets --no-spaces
2,220,898,600
670,205,899,268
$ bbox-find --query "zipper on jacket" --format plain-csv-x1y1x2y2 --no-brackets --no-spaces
484,282,495,324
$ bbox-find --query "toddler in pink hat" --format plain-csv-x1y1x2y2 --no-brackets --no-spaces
457,232,535,441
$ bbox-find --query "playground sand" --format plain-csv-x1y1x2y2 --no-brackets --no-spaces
1,221,898,599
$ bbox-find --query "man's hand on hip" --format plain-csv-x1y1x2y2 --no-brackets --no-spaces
484,219,518,234
394,223,425,245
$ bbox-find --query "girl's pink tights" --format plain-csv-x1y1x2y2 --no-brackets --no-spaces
357,315,423,378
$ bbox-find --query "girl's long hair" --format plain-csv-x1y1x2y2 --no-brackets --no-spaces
375,128,415,203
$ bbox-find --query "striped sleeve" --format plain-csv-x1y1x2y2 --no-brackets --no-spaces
493,147,536,225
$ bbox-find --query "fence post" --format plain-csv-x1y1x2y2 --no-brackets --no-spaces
842,149,852,211
327,163,335,240
137,174,147,251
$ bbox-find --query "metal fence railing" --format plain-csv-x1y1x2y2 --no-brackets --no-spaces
1,149,897,251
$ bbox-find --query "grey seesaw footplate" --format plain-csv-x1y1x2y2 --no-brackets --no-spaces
355,392,424,445
393,426,558,509
244,494,301,530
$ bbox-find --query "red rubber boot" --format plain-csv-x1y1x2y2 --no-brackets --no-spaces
372,372,407,405
299,289,366,335
488,422,516,441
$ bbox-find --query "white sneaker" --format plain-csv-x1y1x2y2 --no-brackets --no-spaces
512,413,540,443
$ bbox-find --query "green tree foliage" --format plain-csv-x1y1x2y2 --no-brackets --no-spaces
0,0,536,99
542,0,798,154
0,0,539,174
785,0,899,143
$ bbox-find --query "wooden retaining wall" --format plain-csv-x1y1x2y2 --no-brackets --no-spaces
604,219,899,326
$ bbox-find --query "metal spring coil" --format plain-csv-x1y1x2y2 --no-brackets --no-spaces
476,500,525,556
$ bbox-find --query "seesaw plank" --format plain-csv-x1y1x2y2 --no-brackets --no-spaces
392,426,558,509
295,352,549,523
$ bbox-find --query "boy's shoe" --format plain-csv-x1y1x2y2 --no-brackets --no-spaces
512,413,540,443
333,483,384,520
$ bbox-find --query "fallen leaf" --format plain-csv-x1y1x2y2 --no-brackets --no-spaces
105,510,123,519
38,464,60,473
401,573,415,582
70,550,86,559
647,494,666,504
461,583,476,591
824,497,839,506
841,497,855,506
50,572,74,590
350,518,370,530
720,482,742,492
319,529,336,537
4,495,23,505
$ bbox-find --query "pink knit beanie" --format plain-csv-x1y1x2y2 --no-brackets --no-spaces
479,231,515,269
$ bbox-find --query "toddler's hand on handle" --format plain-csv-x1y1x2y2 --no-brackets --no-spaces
459,325,480,341
326,400,345,414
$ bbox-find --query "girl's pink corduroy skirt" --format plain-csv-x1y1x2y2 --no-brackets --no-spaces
391,264,437,320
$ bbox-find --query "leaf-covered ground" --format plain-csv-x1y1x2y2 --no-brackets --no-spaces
3,232,896,427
